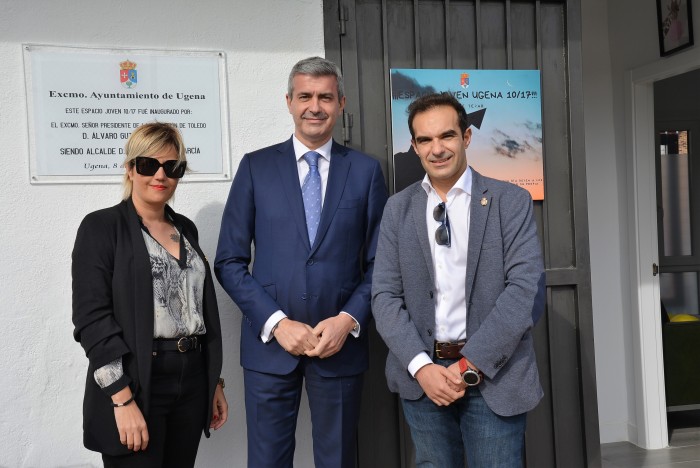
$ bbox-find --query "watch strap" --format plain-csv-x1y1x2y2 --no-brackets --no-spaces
458,357,468,374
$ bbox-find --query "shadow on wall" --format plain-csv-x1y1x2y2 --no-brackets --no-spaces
192,200,249,467
192,200,242,346
192,201,225,260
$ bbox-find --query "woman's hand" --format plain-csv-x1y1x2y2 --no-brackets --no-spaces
210,383,228,430
112,387,149,451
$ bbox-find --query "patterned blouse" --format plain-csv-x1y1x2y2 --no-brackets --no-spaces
93,223,206,389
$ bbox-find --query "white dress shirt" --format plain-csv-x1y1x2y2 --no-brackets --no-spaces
260,135,359,342
407,167,472,377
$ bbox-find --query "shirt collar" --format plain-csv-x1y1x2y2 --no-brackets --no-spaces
292,135,333,162
134,202,181,232
421,166,473,198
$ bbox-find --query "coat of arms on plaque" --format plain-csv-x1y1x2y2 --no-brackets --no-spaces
119,60,137,89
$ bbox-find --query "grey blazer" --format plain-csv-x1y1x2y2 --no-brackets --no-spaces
371,169,546,417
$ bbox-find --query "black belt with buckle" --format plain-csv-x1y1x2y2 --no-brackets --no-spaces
153,336,202,353
434,340,466,359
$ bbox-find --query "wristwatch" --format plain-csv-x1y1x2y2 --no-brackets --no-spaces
458,357,483,386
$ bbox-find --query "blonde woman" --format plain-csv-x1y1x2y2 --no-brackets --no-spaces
72,122,227,467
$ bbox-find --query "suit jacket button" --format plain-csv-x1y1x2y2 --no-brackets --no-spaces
307,258,314,266
301,294,308,300
429,291,434,299
427,328,433,336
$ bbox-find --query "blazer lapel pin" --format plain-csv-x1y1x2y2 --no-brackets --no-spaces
480,197,488,206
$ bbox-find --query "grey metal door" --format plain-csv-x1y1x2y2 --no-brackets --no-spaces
323,1,599,466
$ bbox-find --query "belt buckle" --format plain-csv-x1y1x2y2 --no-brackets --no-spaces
177,337,192,352
434,342,445,359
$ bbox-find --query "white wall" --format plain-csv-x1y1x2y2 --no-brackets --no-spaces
581,0,635,444
583,0,700,445
0,1,323,466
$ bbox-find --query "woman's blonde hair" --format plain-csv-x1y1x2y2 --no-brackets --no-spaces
122,122,187,200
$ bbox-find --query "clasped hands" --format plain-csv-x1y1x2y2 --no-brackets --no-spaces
273,314,356,359
415,360,472,407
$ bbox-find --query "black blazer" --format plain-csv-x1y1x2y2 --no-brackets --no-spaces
72,198,223,455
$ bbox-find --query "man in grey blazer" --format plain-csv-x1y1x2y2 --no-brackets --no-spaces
372,93,545,467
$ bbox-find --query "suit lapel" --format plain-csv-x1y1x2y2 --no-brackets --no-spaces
465,170,490,302
125,198,154,401
411,186,435,285
275,138,311,249
311,141,350,254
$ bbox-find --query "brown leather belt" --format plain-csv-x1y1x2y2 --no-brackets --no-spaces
434,340,466,360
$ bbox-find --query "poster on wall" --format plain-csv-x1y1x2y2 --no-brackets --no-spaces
390,69,544,200
23,44,230,184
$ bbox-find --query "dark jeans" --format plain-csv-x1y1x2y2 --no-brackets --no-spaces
102,349,208,468
402,359,526,468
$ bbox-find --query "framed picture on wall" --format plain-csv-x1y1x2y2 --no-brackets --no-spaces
657,0,694,56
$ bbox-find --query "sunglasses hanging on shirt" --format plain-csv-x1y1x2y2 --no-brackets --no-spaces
132,156,187,179
433,202,451,247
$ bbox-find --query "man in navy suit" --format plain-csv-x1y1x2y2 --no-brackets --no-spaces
215,57,387,468
372,93,545,467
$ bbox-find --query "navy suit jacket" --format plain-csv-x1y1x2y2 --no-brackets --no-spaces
372,170,545,416
215,137,388,377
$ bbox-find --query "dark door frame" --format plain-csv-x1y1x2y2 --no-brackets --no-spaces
323,1,600,465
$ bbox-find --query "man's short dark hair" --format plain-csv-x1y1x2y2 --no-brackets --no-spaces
407,92,469,139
